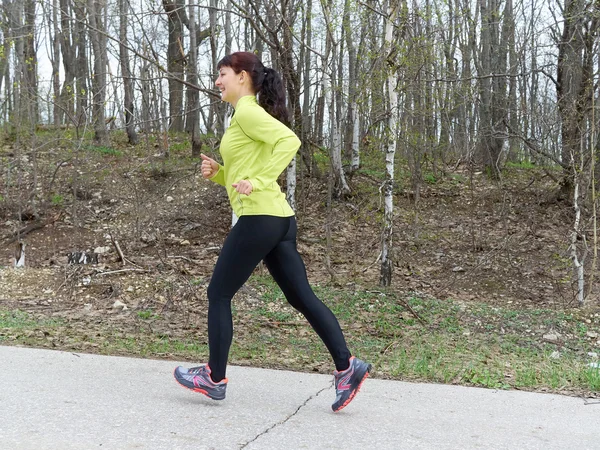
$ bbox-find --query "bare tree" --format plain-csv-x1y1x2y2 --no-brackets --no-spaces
87,0,108,144
381,0,400,287
6,0,37,128
73,0,90,131
22,0,38,126
186,0,201,156
321,0,350,198
476,0,509,179
163,0,186,133
299,0,313,177
557,0,598,196
119,0,138,145
163,0,211,134
207,0,226,137
343,0,360,172
57,0,76,125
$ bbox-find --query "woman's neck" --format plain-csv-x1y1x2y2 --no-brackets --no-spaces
231,89,255,109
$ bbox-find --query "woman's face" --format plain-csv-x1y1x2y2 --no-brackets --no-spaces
215,66,240,105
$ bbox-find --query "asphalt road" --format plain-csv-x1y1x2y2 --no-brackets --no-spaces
0,346,598,449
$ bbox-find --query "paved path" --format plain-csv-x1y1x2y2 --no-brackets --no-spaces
0,346,598,449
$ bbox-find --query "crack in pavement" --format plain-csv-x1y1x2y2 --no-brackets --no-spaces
239,381,333,449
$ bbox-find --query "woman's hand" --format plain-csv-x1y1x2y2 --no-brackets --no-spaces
232,180,253,195
201,153,219,179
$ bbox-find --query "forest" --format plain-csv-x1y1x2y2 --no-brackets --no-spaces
1,0,600,304
3,0,600,394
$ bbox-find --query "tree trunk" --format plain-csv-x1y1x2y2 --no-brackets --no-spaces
163,0,185,132
322,0,350,198
344,0,360,172
557,0,597,198
58,0,76,126
119,0,138,145
140,58,151,134
208,0,225,137
186,0,201,156
476,0,507,179
281,0,300,210
51,0,61,126
87,0,108,144
505,0,519,161
300,0,313,176
381,0,400,287
74,1,88,131
10,1,24,126
22,0,37,127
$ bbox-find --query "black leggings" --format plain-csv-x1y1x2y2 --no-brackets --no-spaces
207,215,351,382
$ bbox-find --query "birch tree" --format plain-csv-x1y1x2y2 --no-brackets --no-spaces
46,0,61,126
343,0,360,172
381,0,400,287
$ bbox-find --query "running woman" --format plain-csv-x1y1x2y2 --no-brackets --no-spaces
173,52,371,412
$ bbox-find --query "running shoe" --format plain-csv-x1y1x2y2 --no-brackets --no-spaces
173,365,228,400
332,356,371,412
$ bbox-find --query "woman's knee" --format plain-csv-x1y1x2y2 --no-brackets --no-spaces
207,281,223,305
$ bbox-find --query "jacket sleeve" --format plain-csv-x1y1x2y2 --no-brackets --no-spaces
235,107,301,192
209,164,226,186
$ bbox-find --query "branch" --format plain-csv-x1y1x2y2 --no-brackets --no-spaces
357,0,387,18
53,2,219,98
540,69,559,89
228,0,278,49
161,2,211,47
503,119,568,170
3,212,63,246
427,66,557,84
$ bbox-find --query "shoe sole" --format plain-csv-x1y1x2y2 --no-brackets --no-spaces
333,364,371,413
173,369,226,401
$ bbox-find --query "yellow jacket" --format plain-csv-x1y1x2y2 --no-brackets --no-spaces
210,95,300,217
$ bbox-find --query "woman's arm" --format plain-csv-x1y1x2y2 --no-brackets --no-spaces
235,106,301,192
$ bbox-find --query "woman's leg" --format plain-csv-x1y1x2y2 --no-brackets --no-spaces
207,215,290,382
263,217,352,371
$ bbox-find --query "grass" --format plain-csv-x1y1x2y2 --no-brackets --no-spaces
0,310,63,343
0,310,64,330
1,278,600,395
137,309,159,320
231,277,600,393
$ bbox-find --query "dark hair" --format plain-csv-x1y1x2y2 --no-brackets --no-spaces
217,52,290,126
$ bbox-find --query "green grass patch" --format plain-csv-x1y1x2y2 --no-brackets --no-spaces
51,194,65,206
0,310,63,343
2,281,600,396
137,309,159,320
0,310,42,329
228,278,600,394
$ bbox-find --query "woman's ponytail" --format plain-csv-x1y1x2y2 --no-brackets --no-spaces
258,67,290,126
